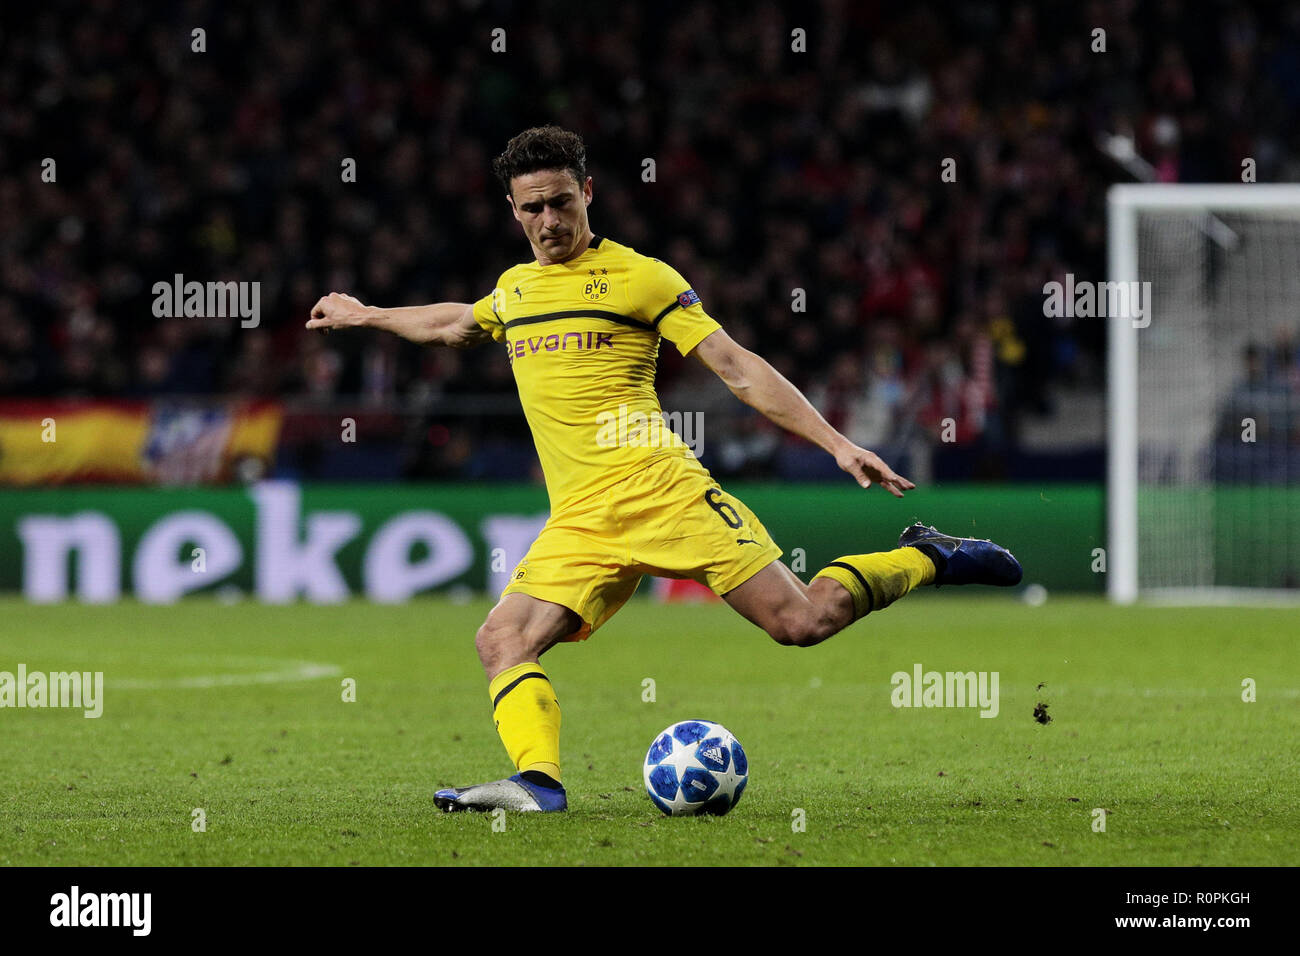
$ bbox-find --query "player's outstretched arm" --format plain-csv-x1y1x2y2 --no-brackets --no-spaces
307,292,490,348
691,329,915,497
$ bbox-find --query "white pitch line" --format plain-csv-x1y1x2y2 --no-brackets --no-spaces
114,661,342,690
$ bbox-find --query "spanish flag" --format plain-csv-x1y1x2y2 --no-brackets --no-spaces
0,399,282,485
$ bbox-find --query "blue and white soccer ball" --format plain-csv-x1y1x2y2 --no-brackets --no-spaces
643,719,748,816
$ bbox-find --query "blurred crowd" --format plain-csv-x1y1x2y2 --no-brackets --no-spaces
3,0,1299,478
1220,330,1300,441
1211,328,1300,483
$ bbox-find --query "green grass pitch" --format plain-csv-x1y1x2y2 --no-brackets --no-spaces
1,593,1296,866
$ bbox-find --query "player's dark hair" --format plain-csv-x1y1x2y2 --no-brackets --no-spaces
492,126,587,195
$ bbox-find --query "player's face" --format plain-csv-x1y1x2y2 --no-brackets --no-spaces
508,170,593,263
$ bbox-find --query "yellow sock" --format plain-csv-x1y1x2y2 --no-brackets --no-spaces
488,661,561,782
812,547,936,619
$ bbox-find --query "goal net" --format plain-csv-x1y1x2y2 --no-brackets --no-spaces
1108,184,1300,604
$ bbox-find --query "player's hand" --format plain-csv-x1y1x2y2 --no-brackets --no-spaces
307,292,371,332
835,443,916,497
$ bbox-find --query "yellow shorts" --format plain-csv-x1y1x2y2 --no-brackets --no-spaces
503,454,782,640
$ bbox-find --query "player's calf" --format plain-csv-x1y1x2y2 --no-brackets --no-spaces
765,578,852,647
724,560,855,647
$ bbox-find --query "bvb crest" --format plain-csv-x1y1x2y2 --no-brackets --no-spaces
582,270,612,301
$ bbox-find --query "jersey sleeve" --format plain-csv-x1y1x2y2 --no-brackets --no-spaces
632,259,721,356
471,286,508,342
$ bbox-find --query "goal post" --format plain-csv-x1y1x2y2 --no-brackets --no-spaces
1107,184,1300,604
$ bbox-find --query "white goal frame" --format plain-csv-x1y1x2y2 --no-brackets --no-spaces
1107,183,1300,604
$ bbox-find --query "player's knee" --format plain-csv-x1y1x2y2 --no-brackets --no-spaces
474,618,524,671
475,614,557,672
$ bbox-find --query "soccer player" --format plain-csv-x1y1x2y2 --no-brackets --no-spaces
307,126,1021,813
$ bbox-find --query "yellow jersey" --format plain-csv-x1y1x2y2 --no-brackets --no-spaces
471,236,721,512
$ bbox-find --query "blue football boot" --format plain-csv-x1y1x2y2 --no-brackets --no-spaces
898,523,1023,588
434,773,568,813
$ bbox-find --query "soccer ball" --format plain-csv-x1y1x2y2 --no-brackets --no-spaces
643,719,748,816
